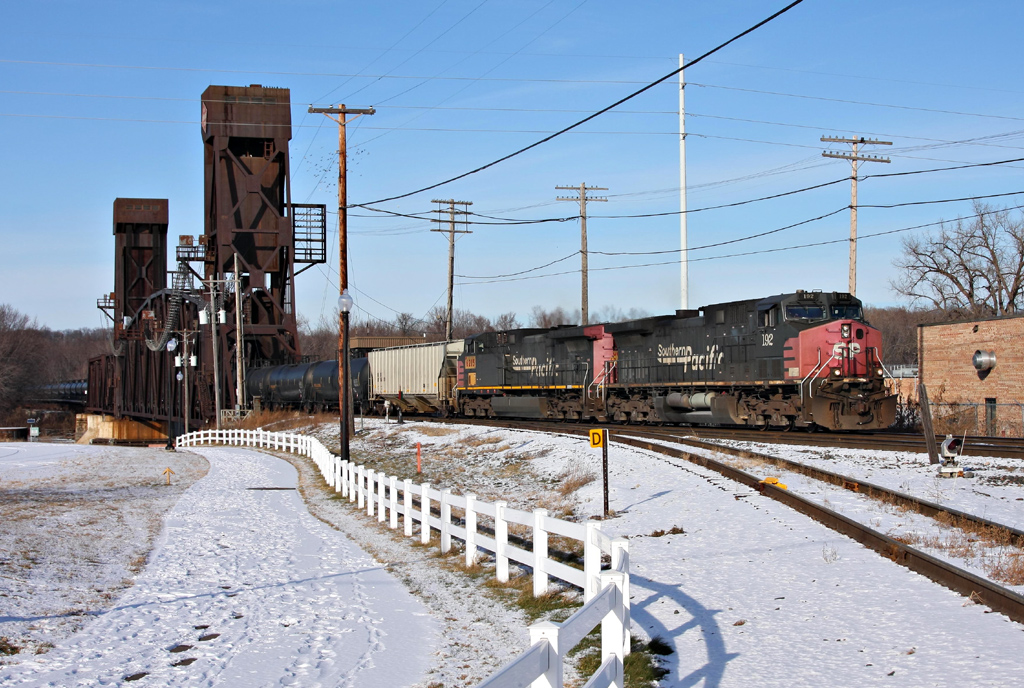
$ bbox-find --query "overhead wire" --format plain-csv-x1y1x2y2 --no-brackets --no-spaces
348,0,808,206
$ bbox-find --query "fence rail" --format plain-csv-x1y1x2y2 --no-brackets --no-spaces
176,427,632,688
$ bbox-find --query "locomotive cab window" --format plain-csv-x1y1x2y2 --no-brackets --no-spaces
758,306,778,328
785,305,825,321
829,305,863,320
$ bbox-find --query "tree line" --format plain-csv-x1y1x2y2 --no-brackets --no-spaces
0,304,109,419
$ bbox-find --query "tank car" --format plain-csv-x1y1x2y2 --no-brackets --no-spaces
245,359,369,412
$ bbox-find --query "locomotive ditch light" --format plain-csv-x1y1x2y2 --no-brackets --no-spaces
831,368,842,376
841,323,851,338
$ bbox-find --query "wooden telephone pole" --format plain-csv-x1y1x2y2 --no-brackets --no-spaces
308,103,375,462
556,184,607,325
431,199,473,341
821,136,891,296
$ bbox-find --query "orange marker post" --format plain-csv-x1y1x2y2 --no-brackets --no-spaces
417,442,422,473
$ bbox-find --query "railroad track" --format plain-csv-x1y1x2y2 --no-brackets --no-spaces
647,426,1024,459
426,417,1024,623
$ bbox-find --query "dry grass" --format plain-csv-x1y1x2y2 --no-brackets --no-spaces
556,463,597,497
892,513,1024,585
463,435,503,448
412,425,459,438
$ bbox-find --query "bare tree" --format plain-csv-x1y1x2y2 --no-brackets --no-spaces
863,305,943,365
492,311,521,331
529,305,580,328
892,201,1024,318
0,304,36,412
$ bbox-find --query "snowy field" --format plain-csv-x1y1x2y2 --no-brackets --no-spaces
0,443,209,655
3,423,1024,687
0,443,437,687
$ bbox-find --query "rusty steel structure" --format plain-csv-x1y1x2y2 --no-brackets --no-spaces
88,85,326,432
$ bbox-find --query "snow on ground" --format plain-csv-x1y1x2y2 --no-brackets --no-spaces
0,443,437,687
270,444,532,688
4,422,1024,688
715,438,1024,529
330,419,1024,687
0,443,209,655
640,436,1024,594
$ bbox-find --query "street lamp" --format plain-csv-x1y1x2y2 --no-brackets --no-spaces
165,337,178,450
338,289,354,464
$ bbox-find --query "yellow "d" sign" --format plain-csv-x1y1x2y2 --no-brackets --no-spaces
589,429,604,448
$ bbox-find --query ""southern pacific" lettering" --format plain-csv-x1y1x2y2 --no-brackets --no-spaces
656,343,724,371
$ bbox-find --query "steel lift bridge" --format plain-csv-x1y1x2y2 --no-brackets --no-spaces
88,85,327,435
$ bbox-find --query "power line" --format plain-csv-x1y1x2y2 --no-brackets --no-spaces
355,155,1024,228
455,188,1024,283
350,0,807,206
454,204,1024,287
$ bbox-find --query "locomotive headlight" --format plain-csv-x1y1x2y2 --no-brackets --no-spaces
831,367,842,377
876,368,884,377
841,323,851,338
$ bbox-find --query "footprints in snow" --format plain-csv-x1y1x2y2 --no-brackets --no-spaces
122,598,239,682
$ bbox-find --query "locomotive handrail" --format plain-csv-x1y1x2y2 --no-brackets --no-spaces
587,360,617,401
807,351,838,399
799,348,822,403
870,346,895,379
174,427,631,688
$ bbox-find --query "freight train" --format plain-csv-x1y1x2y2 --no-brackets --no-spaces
246,291,897,431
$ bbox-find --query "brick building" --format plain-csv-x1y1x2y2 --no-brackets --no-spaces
918,314,1024,436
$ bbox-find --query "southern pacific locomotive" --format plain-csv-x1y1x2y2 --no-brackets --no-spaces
248,291,897,431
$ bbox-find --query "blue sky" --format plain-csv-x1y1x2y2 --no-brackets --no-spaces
5,0,1024,330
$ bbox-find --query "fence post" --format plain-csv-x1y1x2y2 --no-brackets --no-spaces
600,570,626,688
495,501,509,583
378,473,386,523
357,466,365,509
528,621,563,688
341,461,350,499
611,537,631,657
465,494,478,567
440,489,452,554
533,508,549,597
420,483,431,545
584,521,601,602
335,456,342,493
367,469,376,517
389,476,398,529
404,479,413,537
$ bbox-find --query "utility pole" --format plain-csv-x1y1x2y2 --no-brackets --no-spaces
679,52,689,311
556,183,607,325
208,280,222,429
233,252,244,411
431,199,473,341
308,103,374,463
821,136,891,295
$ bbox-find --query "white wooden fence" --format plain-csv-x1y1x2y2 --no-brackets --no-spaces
177,428,632,688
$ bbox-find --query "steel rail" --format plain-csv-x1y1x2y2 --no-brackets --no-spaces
427,417,1024,623
680,426,1024,459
